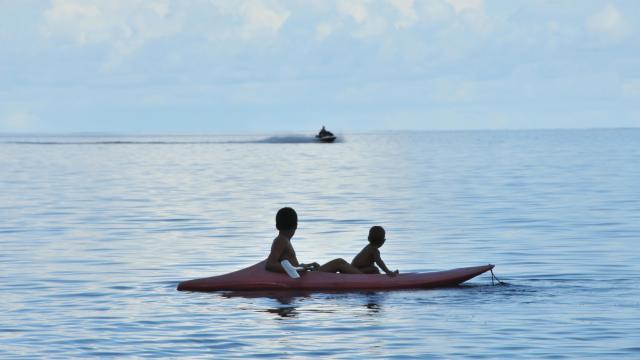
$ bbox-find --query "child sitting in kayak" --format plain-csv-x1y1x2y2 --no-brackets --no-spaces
265,207,362,274
351,226,399,277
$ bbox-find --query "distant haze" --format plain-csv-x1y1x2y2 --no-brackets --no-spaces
1,1,639,133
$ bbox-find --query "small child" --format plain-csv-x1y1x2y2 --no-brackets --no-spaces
351,226,399,276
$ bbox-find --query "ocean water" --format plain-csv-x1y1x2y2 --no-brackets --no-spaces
1,129,639,359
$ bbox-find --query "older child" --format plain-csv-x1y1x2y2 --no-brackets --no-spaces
351,226,399,276
265,207,362,274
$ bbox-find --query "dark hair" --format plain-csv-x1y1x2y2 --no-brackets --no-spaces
368,225,386,244
276,207,298,231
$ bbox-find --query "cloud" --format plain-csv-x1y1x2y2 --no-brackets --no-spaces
38,0,493,65
242,1,290,35
5,0,638,133
43,0,182,67
210,0,291,41
328,0,490,39
446,0,483,14
337,0,369,24
41,0,292,67
586,3,631,41
330,1,393,38
389,0,417,29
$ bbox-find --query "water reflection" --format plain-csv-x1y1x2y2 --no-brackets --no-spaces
222,290,312,303
363,292,385,314
222,290,311,318
265,306,298,318
221,290,389,318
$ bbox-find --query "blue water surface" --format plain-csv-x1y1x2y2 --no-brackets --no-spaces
1,130,639,358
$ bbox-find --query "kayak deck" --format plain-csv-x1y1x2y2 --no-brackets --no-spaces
177,260,494,292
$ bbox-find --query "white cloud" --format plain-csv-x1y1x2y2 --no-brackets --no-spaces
42,0,293,67
332,1,391,38
389,0,417,29
39,0,496,64
446,0,489,34
329,0,489,39
243,2,289,34
4,0,640,132
210,0,290,41
43,2,107,45
43,0,182,67
446,0,483,14
586,4,630,40
337,0,369,24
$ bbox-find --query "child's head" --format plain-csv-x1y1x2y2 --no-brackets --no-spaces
368,226,386,247
276,207,298,232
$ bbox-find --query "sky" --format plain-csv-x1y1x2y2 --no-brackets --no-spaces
1,0,639,133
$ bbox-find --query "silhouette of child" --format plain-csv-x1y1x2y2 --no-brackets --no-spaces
351,226,399,276
265,207,362,274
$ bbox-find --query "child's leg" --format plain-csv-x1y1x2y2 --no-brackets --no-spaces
317,258,362,274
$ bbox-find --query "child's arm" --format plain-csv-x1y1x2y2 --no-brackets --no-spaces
283,246,318,269
266,239,317,272
300,262,320,270
374,250,399,277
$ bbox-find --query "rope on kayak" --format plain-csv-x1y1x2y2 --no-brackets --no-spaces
490,269,506,285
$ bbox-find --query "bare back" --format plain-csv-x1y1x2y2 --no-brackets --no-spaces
351,244,378,268
265,234,299,272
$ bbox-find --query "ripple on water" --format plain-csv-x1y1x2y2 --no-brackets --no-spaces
1,131,640,358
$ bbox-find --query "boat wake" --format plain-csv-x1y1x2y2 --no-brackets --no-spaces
1,135,342,145
258,135,340,144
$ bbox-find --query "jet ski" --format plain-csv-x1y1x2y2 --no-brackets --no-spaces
316,127,336,143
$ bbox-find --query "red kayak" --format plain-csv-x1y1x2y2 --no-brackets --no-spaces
177,260,494,292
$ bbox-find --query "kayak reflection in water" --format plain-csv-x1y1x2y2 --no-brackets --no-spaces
351,226,400,276
265,207,362,274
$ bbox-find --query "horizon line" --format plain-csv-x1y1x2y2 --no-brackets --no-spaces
1,126,639,137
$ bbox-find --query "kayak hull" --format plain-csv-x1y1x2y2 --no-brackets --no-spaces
177,261,494,292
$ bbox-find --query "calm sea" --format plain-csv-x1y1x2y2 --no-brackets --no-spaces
1,130,639,358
